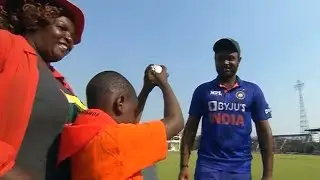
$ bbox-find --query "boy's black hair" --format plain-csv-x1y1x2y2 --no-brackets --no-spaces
86,71,133,108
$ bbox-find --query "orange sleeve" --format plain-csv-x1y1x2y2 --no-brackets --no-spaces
117,120,168,178
0,30,16,176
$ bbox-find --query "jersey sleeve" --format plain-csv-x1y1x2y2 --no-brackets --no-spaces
117,121,167,179
251,85,272,122
188,85,204,117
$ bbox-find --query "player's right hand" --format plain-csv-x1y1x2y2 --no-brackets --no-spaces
178,167,190,180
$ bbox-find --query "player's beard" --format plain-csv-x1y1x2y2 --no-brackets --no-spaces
216,65,238,78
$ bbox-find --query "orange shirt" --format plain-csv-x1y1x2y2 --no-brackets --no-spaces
0,29,77,176
0,29,39,176
58,109,168,180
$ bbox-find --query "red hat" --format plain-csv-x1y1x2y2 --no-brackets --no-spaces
0,0,85,45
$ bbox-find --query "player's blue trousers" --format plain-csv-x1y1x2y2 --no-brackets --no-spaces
195,164,251,180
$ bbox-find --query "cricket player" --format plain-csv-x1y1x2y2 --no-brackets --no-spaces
179,38,274,180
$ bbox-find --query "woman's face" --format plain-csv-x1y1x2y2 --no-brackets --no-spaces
36,16,75,62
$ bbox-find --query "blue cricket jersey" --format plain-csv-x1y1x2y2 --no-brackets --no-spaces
189,77,271,173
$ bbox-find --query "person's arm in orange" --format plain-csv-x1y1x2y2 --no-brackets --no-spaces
118,69,184,178
0,29,17,177
0,30,32,180
117,121,167,179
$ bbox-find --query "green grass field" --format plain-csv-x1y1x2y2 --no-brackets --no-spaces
156,152,320,180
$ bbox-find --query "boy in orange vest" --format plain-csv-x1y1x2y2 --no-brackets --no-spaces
57,65,184,180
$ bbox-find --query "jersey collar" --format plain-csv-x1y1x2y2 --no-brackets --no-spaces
212,76,243,91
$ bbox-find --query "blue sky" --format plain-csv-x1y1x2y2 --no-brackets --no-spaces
56,0,320,135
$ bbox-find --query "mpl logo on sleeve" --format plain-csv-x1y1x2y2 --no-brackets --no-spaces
265,108,272,115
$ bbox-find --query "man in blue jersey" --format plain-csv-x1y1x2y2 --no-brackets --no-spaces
179,38,274,180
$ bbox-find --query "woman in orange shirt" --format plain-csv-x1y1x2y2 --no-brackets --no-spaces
0,1,157,179
0,0,87,179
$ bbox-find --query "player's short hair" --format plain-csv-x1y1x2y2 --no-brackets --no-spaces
86,71,134,108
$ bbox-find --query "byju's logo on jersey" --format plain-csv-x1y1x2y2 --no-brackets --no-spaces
210,91,222,96
208,101,246,112
207,100,246,127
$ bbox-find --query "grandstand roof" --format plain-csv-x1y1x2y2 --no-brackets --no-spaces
272,133,311,137
305,128,320,132
251,134,311,140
